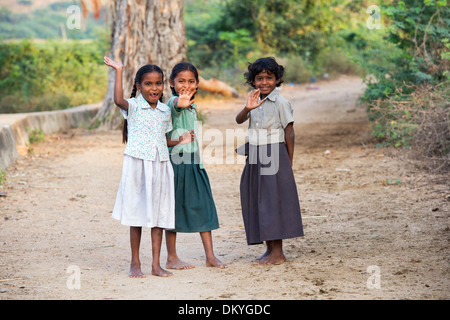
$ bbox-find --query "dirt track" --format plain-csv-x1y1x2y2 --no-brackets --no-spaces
1,76,449,300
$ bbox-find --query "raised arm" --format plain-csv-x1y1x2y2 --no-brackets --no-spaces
235,89,263,124
104,56,129,111
173,87,197,109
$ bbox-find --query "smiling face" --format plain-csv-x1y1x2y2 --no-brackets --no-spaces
136,71,164,107
253,70,277,99
170,70,198,94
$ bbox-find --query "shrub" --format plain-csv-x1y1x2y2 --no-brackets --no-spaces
0,39,107,114
368,82,449,172
279,55,312,84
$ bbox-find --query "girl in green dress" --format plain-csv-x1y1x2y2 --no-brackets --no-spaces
165,62,227,269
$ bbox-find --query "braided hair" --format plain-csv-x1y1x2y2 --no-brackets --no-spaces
122,64,164,143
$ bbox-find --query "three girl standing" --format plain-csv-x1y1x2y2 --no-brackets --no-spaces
105,55,302,277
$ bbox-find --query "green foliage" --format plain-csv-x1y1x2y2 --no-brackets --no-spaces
27,127,45,144
185,0,364,83
218,29,254,63
184,0,232,68
362,0,449,98
0,2,107,40
0,39,108,113
359,0,449,149
367,80,449,172
278,55,311,84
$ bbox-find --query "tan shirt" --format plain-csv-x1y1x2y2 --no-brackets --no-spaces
244,89,294,145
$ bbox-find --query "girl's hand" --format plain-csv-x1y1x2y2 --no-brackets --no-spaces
176,87,196,108
104,56,123,70
245,89,264,111
178,130,195,145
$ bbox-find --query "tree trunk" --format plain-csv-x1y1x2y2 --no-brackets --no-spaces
198,76,239,98
95,0,187,129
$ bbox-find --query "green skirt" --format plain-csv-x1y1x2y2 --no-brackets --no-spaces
169,152,219,233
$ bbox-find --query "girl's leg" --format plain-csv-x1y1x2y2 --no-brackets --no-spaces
257,240,286,265
151,227,173,277
200,231,227,268
165,230,195,269
129,226,145,278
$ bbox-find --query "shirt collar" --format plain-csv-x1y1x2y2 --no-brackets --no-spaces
264,89,279,102
258,89,279,103
138,94,167,110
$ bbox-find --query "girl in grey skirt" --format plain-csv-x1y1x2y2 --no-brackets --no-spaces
236,57,304,265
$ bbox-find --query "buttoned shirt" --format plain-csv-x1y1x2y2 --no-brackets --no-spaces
244,89,294,145
121,94,172,161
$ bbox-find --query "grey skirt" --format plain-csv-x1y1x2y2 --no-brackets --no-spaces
238,142,304,245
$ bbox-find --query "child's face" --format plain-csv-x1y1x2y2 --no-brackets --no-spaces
170,70,198,94
137,71,164,107
253,70,277,98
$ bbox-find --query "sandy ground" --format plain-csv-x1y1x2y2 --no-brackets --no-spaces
0,76,448,300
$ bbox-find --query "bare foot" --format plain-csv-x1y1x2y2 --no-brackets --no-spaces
152,265,173,277
129,262,146,278
166,257,195,270
255,253,286,265
256,249,271,260
206,256,228,269
257,241,274,260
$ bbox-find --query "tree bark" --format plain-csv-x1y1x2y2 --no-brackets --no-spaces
96,0,187,129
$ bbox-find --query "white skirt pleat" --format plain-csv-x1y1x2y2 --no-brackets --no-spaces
112,154,175,229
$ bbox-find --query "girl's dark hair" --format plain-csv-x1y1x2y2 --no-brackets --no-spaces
169,61,199,97
244,57,284,88
123,64,164,143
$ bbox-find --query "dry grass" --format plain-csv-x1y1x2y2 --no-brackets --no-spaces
408,82,449,173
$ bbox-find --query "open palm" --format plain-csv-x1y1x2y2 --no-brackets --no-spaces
246,89,264,110
104,56,123,70
179,130,195,145
177,87,196,108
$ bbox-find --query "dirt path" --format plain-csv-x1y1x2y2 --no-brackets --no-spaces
1,76,448,300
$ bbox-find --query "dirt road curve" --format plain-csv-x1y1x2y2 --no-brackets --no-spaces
1,76,448,300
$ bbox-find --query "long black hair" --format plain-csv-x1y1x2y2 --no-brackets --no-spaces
169,62,199,110
123,64,164,144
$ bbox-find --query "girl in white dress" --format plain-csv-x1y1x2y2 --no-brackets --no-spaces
104,57,193,278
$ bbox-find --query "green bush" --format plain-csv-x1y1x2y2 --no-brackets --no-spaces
0,39,108,113
278,55,311,84
185,0,367,84
0,4,107,40
27,127,45,144
359,0,449,161
315,50,362,77
368,82,449,172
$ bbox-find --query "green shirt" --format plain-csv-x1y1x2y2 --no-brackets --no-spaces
167,95,204,168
